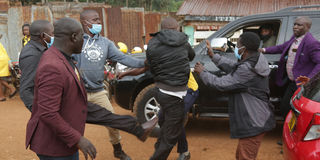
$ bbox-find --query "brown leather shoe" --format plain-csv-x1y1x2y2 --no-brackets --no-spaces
138,117,158,142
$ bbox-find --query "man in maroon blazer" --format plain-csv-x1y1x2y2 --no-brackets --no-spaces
26,18,96,160
260,16,320,118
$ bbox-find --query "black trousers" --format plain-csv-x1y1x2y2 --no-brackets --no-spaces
86,102,144,138
150,89,185,160
158,89,199,154
280,81,297,119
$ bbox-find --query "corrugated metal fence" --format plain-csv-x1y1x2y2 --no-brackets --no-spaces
0,2,168,60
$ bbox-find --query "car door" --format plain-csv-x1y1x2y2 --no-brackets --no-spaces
192,16,289,115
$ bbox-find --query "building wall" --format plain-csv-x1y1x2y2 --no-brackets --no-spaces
0,1,168,61
183,21,228,46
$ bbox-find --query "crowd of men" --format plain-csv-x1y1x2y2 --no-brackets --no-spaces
12,7,320,160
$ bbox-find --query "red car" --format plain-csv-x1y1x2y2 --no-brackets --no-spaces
283,77,320,160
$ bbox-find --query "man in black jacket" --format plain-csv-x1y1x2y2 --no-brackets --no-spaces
146,17,195,160
19,20,53,111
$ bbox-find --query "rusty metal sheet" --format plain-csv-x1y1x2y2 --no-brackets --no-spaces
22,6,31,24
32,5,52,22
0,0,9,13
144,12,162,44
106,7,145,51
105,7,123,48
121,9,144,51
177,0,320,17
0,2,175,60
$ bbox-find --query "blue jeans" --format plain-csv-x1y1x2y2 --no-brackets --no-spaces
37,151,79,160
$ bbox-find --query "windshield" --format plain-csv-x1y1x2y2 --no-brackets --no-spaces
304,73,320,102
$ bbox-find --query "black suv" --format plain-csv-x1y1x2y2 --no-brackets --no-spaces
111,5,320,128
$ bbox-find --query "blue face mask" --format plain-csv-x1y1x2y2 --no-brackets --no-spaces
87,21,102,35
234,46,245,60
43,32,54,48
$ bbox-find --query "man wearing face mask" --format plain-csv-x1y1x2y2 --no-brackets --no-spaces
19,20,54,111
26,17,97,160
259,16,320,119
72,10,145,160
195,32,275,160
259,24,276,48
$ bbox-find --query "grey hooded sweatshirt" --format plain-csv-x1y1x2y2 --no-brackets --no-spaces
73,33,144,92
199,52,276,138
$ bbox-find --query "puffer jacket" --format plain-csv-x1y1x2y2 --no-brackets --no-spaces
199,52,276,138
146,29,195,91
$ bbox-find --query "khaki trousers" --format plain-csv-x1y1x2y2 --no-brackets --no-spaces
87,90,121,145
236,133,265,160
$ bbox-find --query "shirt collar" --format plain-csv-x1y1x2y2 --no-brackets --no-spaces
59,50,72,60
295,34,305,42
29,39,47,52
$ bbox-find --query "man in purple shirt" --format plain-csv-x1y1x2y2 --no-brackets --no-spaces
260,16,320,119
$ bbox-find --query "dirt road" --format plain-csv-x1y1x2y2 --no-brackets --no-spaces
0,96,284,160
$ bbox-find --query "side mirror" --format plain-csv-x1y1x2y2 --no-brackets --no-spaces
210,38,228,52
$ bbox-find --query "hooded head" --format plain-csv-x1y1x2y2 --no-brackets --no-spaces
161,17,179,31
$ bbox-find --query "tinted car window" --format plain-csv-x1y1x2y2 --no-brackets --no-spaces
287,17,320,41
304,73,320,102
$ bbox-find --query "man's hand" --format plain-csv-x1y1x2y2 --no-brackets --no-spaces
77,136,97,160
296,76,310,86
194,62,205,74
206,40,214,58
258,48,265,53
117,72,126,79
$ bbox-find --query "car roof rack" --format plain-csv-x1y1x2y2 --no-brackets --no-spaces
277,5,320,12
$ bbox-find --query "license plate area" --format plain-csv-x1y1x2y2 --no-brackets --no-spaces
288,112,297,132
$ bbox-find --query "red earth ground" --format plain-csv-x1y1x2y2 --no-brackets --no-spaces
0,95,284,160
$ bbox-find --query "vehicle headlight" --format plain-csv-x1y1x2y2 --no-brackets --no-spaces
304,113,320,141
304,125,320,141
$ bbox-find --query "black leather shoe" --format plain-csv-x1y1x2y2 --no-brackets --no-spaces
114,150,131,160
138,117,158,142
177,152,191,160
113,143,132,160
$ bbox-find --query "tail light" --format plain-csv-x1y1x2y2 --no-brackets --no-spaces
304,113,320,141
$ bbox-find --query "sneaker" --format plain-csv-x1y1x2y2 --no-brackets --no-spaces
176,152,190,160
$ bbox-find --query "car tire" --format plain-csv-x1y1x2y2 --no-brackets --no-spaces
133,84,161,137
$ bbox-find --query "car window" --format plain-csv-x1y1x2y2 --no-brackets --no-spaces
304,73,320,102
287,17,320,41
219,21,281,52
311,18,320,40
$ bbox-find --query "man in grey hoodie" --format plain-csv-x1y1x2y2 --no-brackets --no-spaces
73,10,145,160
195,32,275,160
